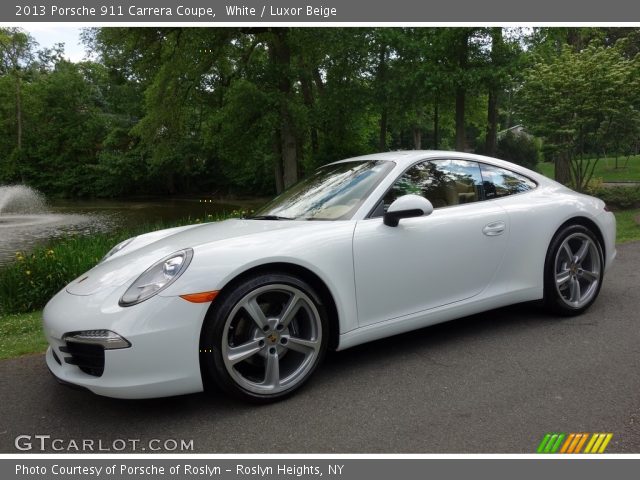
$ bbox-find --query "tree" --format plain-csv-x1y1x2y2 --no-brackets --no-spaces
519,43,640,191
384,29,449,151
0,28,36,180
21,26,638,200
453,28,471,151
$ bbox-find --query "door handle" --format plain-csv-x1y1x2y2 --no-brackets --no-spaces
482,221,506,236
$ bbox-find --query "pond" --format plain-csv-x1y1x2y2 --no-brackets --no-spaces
0,185,262,266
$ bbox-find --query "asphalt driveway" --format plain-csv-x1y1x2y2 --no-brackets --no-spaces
1,242,639,453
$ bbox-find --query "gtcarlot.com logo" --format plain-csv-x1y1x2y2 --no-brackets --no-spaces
14,435,194,452
536,433,613,454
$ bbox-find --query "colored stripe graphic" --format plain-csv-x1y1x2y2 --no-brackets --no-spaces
538,433,613,453
537,434,552,453
598,433,613,453
574,433,589,453
567,433,582,453
584,433,613,453
584,434,598,453
537,433,566,453
550,433,565,453
560,433,575,453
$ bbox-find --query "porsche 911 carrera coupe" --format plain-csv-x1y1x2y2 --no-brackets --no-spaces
43,151,616,402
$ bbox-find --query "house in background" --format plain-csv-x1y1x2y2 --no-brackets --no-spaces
497,124,533,140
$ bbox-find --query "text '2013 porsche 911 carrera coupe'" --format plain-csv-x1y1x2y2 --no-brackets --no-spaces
43,151,616,402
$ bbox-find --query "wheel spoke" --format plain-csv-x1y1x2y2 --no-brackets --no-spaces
227,339,263,365
556,270,572,287
562,242,574,262
582,269,599,282
262,351,280,388
242,297,268,329
569,277,581,303
575,239,590,263
284,336,320,355
280,294,303,328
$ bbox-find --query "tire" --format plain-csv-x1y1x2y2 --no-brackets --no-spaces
200,272,328,403
543,224,604,316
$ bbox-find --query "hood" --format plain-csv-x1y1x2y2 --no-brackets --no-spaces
66,219,306,295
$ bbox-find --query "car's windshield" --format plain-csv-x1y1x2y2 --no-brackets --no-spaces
251,160,394,221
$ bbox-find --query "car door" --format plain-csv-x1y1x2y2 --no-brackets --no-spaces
353,158,509,327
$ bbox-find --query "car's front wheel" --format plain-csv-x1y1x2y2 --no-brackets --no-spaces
544,224,604,316
200,273,328,403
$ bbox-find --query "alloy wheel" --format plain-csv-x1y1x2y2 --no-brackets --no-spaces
221,284,323,394
554,232,601,309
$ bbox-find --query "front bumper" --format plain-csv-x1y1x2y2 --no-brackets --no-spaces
43,286,211,399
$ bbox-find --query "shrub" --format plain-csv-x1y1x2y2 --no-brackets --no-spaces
496,131,540,170
590,186,640,210
0,212,238,315
0,233,130,314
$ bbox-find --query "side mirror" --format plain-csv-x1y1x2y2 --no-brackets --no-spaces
383,194,434,227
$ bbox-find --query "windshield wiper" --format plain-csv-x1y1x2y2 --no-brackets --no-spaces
248,215,294,220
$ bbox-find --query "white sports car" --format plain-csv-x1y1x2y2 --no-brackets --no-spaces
43,151,616,402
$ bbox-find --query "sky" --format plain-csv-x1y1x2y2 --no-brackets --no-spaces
25,26,87,62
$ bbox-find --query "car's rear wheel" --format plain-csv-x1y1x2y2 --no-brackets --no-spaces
201,273,328,403
544,224,604,316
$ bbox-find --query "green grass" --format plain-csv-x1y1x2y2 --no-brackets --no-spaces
614,209,640,244
0,311,47,360
537,155,640,182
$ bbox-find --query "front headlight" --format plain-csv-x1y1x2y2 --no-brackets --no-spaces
119,248,193,307
101,237,136,263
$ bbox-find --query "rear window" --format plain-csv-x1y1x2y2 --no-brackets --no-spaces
480,164,537,199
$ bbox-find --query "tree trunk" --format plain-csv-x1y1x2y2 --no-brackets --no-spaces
555,152,571,185
433,101,440,150
299,69,318,154
455,30,470,151
379,109,388,151
15,73,22,151
455,87,466,151
312,68,325,94
413,128,422,150
485,28,502,156
269,29,298,190
566,28,583,52
273,130,284,194
485,89,498,155
377,43,388,151
280,110,298,189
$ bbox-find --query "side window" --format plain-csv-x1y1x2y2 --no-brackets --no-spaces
381,159,483,212
480,164,536,199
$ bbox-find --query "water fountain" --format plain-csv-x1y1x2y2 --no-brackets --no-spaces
0,185,102,265
0,185,248,266
0,185,47,215
0,184,61,229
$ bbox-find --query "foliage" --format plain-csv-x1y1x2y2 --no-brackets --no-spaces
590,186,640,210
495,131,540,170
1,27,640,198
0,233,129,314
0,213,235,315
0,27,530,198
518,43,640,191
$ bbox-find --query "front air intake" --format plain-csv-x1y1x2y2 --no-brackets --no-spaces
59,330,130,377
60,342,105,377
